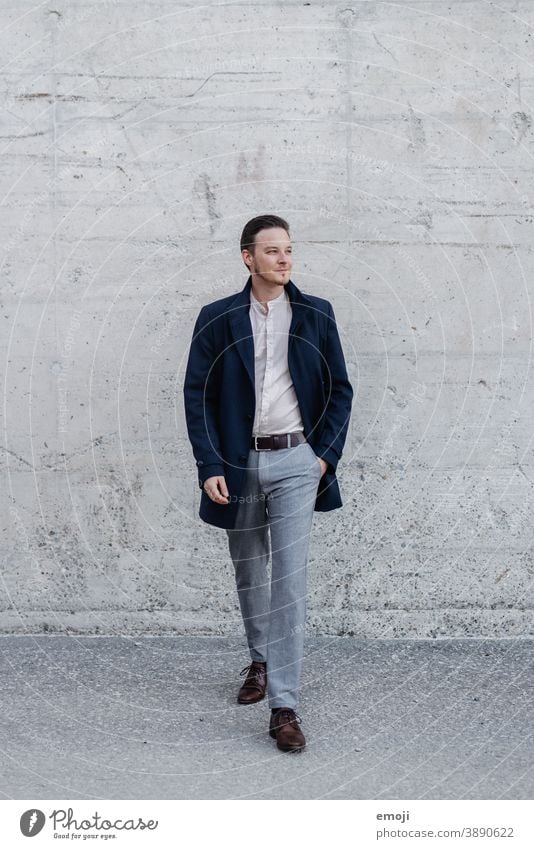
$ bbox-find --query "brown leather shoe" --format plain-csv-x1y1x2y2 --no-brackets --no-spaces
269,708,306,752
237,661,267,704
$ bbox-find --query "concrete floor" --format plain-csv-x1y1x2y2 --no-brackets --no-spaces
0,636,532,799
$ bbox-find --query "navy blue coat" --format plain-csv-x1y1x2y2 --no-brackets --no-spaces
183,275,353,529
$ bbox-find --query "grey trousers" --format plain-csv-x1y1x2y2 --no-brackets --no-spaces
226,440,322,710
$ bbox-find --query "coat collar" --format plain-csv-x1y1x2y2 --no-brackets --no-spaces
228,275,310,390
228,274,309,312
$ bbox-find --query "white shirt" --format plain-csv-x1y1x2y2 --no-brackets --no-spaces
249,286,304,436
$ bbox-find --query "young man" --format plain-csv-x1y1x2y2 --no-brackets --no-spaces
183,215,353,752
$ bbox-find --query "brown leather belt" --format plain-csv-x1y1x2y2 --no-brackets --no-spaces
251,432,307,451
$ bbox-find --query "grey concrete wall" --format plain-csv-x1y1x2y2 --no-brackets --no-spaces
1,1,533,636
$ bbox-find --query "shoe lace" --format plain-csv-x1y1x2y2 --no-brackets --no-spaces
239,662,265,682
273,708,302,727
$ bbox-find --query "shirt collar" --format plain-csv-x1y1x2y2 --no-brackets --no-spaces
250,286,287,314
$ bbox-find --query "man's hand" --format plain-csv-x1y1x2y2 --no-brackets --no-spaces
203,475,230,504
317,457,328,477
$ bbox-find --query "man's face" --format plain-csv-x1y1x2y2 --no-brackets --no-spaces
242,227,293,287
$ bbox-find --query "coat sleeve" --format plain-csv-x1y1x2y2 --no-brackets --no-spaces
182,305,225,489
315,302,353,474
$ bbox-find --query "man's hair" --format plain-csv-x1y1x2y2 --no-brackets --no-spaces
240,214,290,255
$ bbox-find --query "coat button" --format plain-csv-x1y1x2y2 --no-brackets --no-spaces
239,455,246,461
247,413,252,420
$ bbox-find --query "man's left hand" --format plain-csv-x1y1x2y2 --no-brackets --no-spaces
317,457,328,477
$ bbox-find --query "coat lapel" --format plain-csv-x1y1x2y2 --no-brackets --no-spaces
228,275,307,390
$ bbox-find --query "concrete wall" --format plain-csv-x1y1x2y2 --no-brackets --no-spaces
2,1,533,636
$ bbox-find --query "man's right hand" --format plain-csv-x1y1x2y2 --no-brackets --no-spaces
203,475,230,504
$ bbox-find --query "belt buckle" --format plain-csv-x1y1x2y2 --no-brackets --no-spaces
254,435,271,451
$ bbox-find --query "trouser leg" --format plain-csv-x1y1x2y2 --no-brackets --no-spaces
261,442,321,710
226,450,270,663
